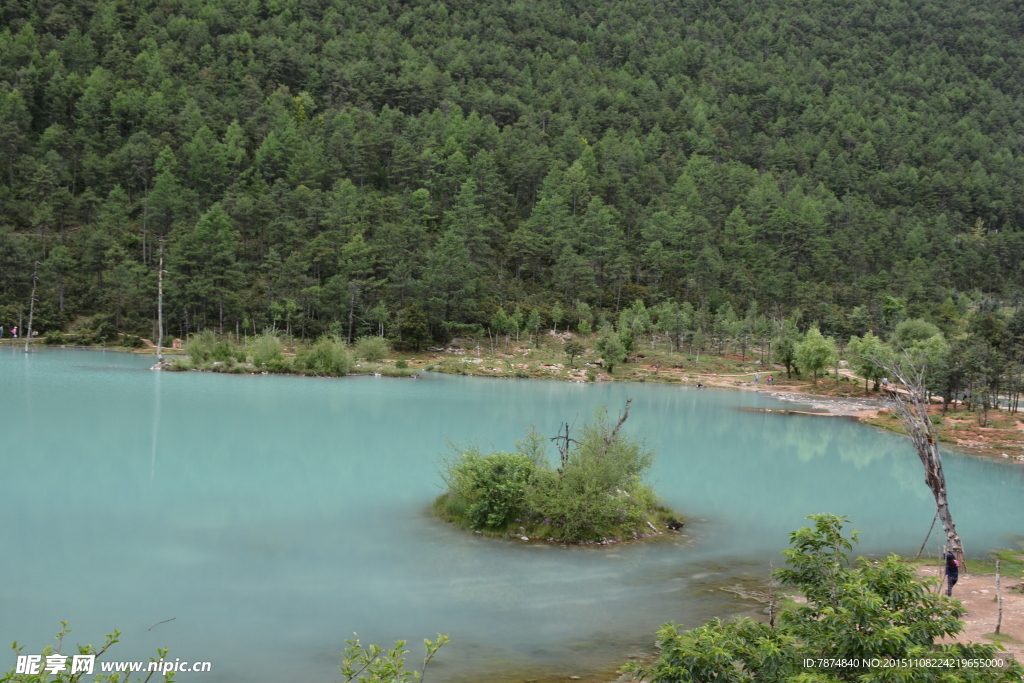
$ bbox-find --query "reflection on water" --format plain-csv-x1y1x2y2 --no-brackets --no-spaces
1,349,1023,682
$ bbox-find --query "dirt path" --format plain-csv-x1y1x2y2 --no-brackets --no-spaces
917,566,1024,663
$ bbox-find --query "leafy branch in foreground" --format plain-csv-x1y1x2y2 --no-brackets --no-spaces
625,514,1023,683
339,634,449,683
2,622,175,683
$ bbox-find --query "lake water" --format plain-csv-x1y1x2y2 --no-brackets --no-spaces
2,348,1023,681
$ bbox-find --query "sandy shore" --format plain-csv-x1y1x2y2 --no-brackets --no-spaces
917,565,1024,664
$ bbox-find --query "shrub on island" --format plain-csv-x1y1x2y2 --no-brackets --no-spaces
434,402,681,543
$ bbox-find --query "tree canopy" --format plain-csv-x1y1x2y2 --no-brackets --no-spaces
3,0,1024,345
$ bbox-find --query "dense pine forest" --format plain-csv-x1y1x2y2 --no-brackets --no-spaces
3,0,1024,361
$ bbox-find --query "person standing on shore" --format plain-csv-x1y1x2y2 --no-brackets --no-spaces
943,549,960,596
754,372,760,384
11,326,17,339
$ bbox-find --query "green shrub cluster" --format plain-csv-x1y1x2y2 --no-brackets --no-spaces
185,329,247,367
436,407,677,542
248,330,284,368
159,329,410,378
296,336,352,375
444,450,536,529
183,329,248,370
353,336,389,362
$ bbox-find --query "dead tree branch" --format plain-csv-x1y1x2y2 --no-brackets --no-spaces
602,398,633,454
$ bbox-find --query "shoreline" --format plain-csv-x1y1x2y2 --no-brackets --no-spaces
20,341,1024,464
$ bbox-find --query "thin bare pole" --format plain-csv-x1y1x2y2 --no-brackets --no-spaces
24,262,38,353
156,241,164,366
915,510,939,559
995,559,1003,635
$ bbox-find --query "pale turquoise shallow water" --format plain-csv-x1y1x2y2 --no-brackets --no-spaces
2,348,1023,681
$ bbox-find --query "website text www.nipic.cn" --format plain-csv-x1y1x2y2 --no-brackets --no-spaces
16,654,212,675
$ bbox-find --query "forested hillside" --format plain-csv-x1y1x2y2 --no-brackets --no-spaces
3,0,1024,343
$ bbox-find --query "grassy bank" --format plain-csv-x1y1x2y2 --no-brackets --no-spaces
162,330,417,378
908,547,1024,580
862,405,1024,462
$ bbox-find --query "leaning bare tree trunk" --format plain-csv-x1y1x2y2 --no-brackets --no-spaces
884,355,965,567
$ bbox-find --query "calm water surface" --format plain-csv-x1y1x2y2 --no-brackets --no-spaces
2,349,1023,681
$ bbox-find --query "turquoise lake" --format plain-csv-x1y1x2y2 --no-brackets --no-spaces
2,348,1023,681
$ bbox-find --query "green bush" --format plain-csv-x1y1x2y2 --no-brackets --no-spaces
249,330,284,368
211,340,240,362
441,449,535,530
437,406,670,542
185,330,217,364
264,357,293,373
354,335,389,361
44,330,66,345
88,314,117,343
525,409,655,540
296,336,351,375
120,335,145,348
395,358,409,369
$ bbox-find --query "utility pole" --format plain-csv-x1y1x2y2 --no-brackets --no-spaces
156,241,164,367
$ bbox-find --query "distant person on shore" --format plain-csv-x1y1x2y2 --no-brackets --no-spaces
11,326,17,339
754,372,760,384
767,375,773,386
0,325,4,338
944,549,959,596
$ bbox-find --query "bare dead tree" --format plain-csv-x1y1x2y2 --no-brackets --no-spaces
601,397,633,454
24,261,39,353
550,419,578,469
156,241,165,366
880,352,965,567
553,398,633,466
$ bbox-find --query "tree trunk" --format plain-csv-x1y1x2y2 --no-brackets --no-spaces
887,365,965,567
157,247,164,365
347,283,358,344
24,262,38,352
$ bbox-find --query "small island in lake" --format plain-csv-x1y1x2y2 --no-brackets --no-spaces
433,399,684,545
